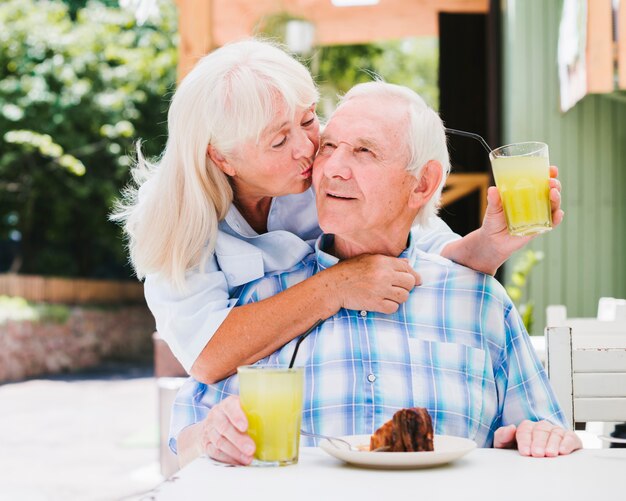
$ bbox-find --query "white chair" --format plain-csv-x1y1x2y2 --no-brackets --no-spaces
545,317,626,431
597,297,626,321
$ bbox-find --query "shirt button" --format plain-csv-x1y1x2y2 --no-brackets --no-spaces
367,374,376,383
359,310,367,317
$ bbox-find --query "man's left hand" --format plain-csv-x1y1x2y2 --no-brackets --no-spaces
480,165,564,263
494,420,582,457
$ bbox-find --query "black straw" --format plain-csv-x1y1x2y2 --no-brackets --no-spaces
288,319,323,369
445,128,492,154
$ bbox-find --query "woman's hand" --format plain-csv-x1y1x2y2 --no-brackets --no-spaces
197,396,255,465
331,254,421,314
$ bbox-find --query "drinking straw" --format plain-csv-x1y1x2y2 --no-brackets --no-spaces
445,128,492,154
288,319,324,369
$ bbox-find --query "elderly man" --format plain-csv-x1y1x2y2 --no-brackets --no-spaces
171,82,581,467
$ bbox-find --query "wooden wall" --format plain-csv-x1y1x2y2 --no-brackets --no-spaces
501,0,626,332
0,274,144,304
175,0,488,80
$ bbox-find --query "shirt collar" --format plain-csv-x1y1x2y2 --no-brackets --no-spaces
315,232,417,269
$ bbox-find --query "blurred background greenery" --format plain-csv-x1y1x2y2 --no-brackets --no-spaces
0,0,178,278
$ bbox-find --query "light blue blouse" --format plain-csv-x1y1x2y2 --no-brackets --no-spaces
144,188,461,371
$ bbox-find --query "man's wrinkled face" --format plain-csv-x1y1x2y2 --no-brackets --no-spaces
313,95,416,238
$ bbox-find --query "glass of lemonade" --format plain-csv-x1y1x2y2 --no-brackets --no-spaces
237,365,304,466
489,141,552,236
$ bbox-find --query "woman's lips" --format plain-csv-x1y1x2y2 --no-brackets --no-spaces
301,165,313,178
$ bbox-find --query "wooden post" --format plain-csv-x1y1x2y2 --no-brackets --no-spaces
586,0,614,93
619,0,626,89
176,0,215,83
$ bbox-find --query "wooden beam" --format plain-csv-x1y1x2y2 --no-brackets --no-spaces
619,0,626,89
586,0,613,93
212,0,488,47
440,173,490,220
176,0,214,82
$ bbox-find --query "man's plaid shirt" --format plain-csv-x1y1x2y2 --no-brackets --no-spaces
169,232,566,452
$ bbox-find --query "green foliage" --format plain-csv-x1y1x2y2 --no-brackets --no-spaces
255,14,439,118
0,0,177,278
505,250,545,334
313,38,439,117
0,295,70,324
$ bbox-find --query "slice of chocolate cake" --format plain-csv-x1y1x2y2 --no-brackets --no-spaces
370,407,434,452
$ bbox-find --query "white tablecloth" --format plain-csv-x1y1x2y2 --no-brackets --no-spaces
144,447,626,501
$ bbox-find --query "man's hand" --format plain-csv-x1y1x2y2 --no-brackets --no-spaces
494,420,582,457
480,165,564,262
440,166,563,275
198,396,255,465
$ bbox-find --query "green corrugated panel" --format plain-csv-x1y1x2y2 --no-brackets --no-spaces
502,0,626,333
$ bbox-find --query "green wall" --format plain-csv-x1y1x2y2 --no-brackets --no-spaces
501,0,626,333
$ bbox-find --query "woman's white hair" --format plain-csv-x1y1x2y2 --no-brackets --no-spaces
339,81,450,227
111,39,319,289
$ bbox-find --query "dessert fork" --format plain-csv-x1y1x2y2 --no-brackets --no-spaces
300,430,389,452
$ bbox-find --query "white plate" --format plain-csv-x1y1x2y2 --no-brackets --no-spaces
320,434,476,469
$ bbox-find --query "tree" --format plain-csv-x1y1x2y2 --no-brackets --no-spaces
0,0,177,278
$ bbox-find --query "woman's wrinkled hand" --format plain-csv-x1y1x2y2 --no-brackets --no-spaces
333,254,421,314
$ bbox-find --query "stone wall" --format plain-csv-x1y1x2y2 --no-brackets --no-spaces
0,305,155,383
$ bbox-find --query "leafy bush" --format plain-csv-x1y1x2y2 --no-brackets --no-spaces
0,0,177,278
0,295,70,324
505,250,545,334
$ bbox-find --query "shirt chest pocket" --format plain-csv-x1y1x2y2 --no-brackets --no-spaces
406,338,487,440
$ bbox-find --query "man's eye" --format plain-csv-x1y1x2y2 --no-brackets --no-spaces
319,142,336,154
272,136,287,148
357,147,372,155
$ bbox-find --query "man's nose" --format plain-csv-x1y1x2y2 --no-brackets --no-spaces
321,144,352,180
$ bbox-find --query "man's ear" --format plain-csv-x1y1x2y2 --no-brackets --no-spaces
207,145,236,176
408,160,443,210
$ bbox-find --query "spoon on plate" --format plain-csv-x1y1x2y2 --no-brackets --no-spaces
300,430,389,452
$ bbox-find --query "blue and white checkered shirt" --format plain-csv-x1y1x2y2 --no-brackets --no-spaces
169,232,566,453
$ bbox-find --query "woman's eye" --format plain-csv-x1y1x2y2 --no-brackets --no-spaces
272,136,287,148
301,117,315,127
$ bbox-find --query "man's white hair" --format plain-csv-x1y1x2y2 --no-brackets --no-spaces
339,81,450,227
112,39,319,289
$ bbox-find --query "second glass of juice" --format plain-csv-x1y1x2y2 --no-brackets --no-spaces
489,141,552,236
237,365,304,466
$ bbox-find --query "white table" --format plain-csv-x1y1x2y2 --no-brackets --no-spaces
144,447,626,501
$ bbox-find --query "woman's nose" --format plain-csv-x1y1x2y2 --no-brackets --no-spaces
294,129,315,159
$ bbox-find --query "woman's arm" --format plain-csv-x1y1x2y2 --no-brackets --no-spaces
191,253,419,383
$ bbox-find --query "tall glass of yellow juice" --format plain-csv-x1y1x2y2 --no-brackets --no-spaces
237,365,304,466
489,141,552,236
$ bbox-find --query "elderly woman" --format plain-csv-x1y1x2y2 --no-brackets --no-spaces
113,39,562,386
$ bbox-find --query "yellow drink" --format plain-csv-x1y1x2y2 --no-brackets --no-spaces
490,142,552,236
237,366,304,466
